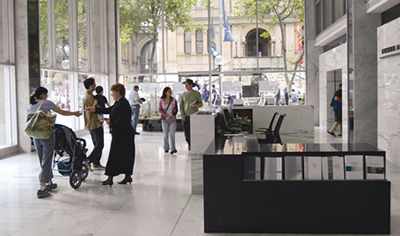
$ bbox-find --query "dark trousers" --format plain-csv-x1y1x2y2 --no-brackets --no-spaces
183,116,191,147
285,93,289,105
88,126,104,165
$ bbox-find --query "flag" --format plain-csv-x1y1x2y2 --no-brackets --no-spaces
296,16,303,65
222,0,233,42
211,19,218,56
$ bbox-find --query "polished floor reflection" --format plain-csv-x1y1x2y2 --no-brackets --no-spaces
1,127,400,235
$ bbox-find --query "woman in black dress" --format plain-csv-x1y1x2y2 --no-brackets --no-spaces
87,83,134,186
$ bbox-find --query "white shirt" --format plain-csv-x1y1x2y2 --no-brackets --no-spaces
289,91,298,101
128,90,141,106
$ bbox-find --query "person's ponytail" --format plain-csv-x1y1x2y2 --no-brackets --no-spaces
29,94,37,105
30,87,48,105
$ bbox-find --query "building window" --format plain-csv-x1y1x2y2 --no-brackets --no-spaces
196,30,203,54
184,31,192,55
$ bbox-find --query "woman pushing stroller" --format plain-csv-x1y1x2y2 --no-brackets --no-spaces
27,87,81,198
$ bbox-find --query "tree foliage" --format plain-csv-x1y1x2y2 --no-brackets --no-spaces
119,0,200,81
235,0,304,90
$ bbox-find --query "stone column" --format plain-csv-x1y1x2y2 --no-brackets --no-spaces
15,0,32,153
107,0,117,86
351,0,380,146
304,0,323,126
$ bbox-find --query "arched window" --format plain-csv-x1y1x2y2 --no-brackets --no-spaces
184,31,192,54
195,30,203,54
244,29,271,57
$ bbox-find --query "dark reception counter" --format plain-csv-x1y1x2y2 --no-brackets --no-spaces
203,136,390,234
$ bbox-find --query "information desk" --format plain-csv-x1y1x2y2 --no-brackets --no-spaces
203,138,390,234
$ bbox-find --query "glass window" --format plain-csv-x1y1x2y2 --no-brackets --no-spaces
39,0,49,67
55,0,69,69
316,1,322,35
77,0,88,71
323,0,332,29
184,31,192,55
0,65,17,147
332,0,344,22
91,0,105,73
196,30,203,54
117,0,306,108
41,70,73,127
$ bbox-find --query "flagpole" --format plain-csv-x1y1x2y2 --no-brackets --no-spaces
219,0,223,102
219,0,223,56
208,0,212,106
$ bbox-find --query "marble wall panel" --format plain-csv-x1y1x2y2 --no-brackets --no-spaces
377,17,400,166
352,1,380,146
190,114,215,154
305,0,324,126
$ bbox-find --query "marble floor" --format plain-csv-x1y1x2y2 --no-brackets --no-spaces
1,126,399,236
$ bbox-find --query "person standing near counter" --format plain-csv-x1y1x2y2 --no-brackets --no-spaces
180,79,203,150
328,83,342,137
128,85,142,135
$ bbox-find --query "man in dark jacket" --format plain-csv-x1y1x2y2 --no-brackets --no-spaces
327,83,342,137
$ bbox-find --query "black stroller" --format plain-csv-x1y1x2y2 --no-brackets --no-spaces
53,124,90,189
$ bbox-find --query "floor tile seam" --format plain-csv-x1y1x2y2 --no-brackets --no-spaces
169,193,193,236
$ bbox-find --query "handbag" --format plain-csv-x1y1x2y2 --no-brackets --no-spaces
25,101,57,139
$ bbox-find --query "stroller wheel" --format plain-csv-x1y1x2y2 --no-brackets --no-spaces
70,171,82,189
81,164,89,180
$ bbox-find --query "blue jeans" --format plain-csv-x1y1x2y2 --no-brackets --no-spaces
162,119,176,151
131,105,140,132
88,127,104,165
35,132,55,183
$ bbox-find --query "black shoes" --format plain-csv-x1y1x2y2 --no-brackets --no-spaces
37,189,51,198
46,182,57,191
327,131,336,137
170,150,178,154
134,132,140,135
118,176,133,185
165,150,169,153
102,178,113,187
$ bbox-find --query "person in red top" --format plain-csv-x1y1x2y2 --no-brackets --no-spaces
159,87,178,154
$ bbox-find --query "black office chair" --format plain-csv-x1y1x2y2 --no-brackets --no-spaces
256,112,279,143
273,114,286,144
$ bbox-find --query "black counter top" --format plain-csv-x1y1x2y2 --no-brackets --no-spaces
205,136,385,156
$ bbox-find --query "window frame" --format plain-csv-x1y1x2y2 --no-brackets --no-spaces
195,30,203,54
184,31,192,55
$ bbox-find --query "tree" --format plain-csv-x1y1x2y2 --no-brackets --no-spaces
119,0,199,82
234,0,304,91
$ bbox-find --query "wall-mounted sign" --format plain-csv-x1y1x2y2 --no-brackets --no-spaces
380,44,400,59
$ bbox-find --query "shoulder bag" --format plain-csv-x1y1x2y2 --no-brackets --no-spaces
25,101,57,139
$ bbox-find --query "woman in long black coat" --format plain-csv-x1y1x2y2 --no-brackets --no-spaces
87,83,135,186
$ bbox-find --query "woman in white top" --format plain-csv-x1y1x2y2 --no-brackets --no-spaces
27,87,81,198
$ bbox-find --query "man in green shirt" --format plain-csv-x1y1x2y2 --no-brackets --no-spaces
83,78,105,169
180,79,203,150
